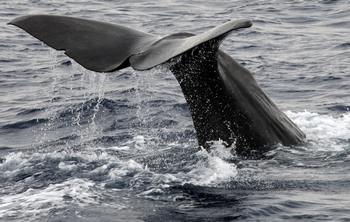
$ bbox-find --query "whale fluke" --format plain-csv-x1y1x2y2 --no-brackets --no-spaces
129,19,252,70
9,15,159,72
9,15,251,72
9,15,305,157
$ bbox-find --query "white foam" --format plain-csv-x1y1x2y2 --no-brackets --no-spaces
185,143,238,186
108,159,145,179
286,110,350,151
0,152,28,178
134,135,145,149
147,142,239,187
108,146,130,151
0,178,98,219
58,161,78,171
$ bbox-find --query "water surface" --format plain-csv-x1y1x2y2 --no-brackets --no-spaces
1,0,350,221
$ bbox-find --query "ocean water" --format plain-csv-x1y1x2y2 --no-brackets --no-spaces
1,0,350,221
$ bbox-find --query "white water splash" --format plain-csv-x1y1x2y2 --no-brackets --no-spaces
134,135,146,149
0,152,28,178
0,178,98,220
185,142,238,186
3,110,350,220
286,110,350,151
108,159,145,179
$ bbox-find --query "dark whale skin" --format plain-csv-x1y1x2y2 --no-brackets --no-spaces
169,39,305,156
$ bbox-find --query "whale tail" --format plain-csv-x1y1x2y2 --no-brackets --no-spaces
9,15,251,72
9,15,305,156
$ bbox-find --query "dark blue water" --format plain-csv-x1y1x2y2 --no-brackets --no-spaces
1,0,350,221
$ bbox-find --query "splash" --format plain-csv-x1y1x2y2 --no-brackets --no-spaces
0,178,98,221
185,142,238,186
34,52,108,149
286,110,350,151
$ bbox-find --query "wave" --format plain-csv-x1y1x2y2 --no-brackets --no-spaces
16,108,45,116
1,118,48,130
